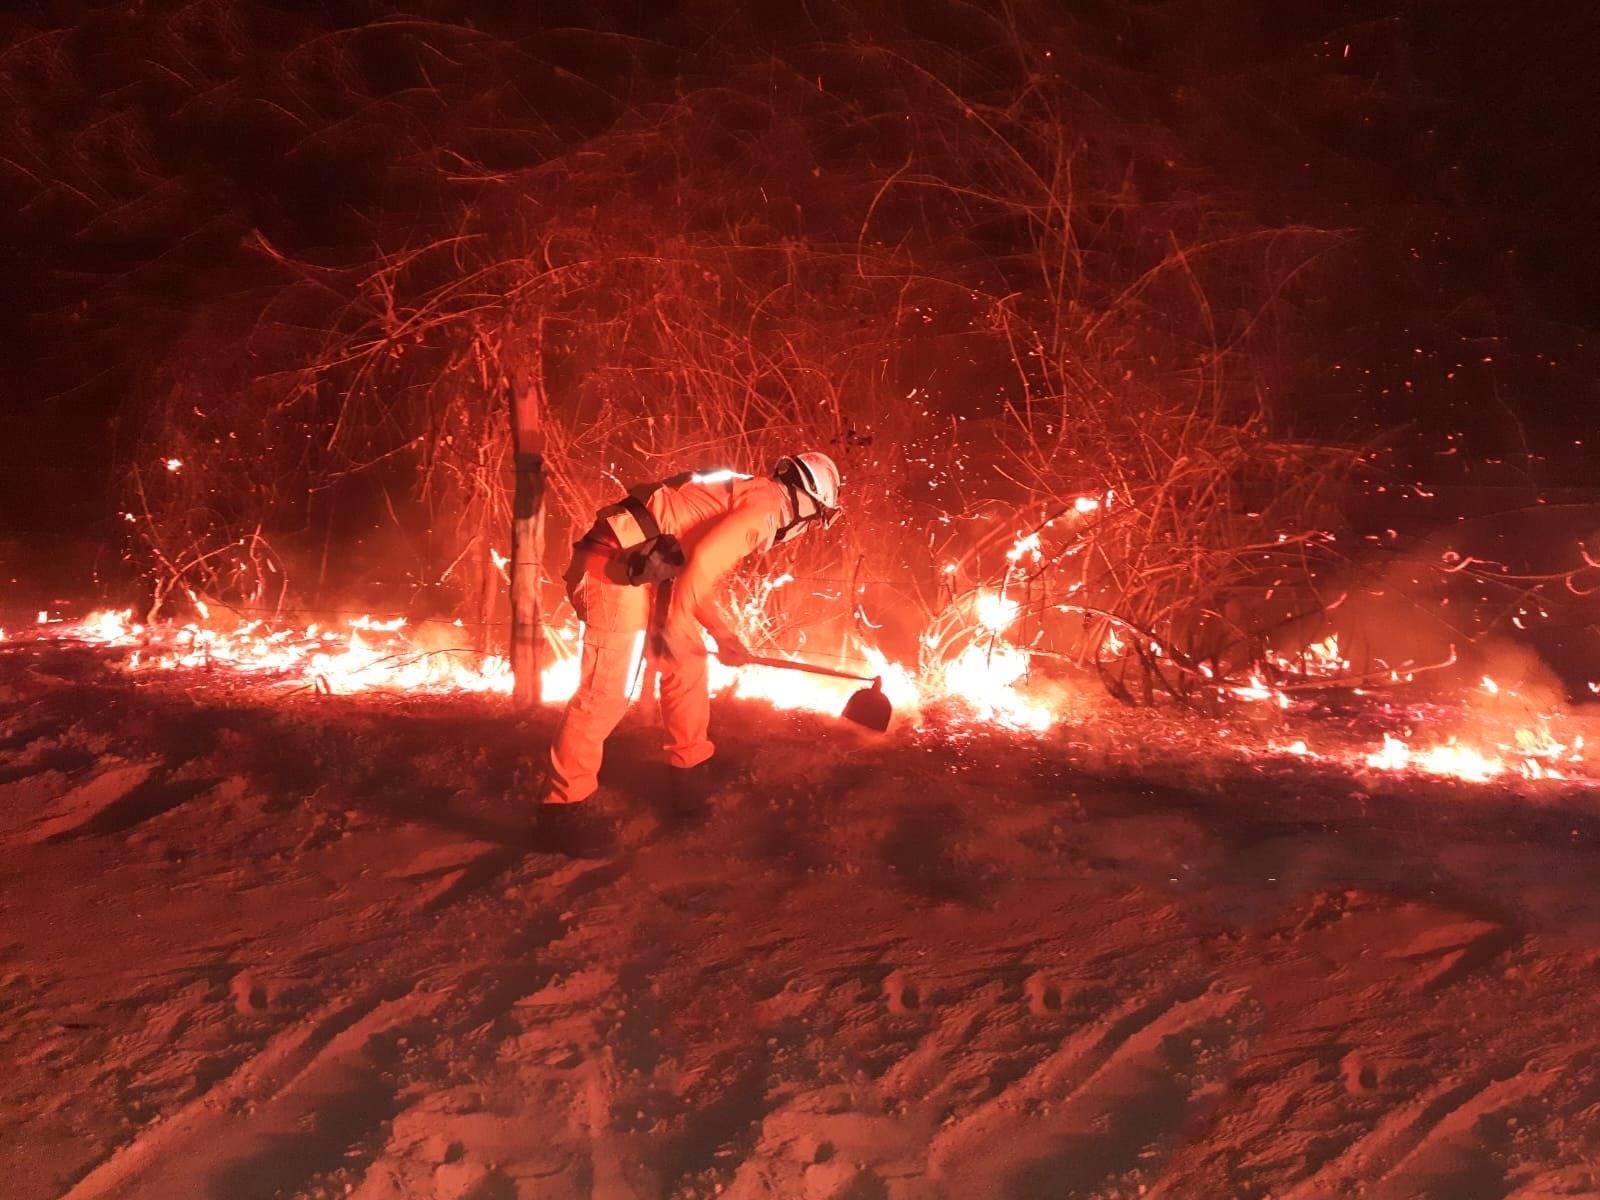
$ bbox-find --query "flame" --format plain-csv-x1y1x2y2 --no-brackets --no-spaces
51,603,1051,731
14,608,1592,785
708,641,921,719
50,607,933,721
939,639,1052,730
1359,721,1581,784
349,614,407,633
84,608,144,642
975,591,1019,634
64,608,520,696
1269,634,1350,678
1365,734,1502,783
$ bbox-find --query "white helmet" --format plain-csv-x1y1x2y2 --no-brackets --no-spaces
777,451,840,508
772,451,842,539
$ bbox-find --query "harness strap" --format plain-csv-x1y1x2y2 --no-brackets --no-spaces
617,495,662,542
649,576,674,659
771,481,811,546
596,493,661,548
598,470,735,549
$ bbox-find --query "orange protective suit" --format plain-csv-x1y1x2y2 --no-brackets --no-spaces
542,474,789,804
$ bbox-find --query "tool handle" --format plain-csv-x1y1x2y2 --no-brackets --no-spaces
737,653,878,684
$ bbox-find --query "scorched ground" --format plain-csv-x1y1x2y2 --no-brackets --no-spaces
4,640,1600,1200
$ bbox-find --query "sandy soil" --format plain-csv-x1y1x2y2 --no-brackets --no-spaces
4,641,1600,1200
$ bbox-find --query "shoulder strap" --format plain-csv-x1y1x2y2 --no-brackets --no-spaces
599,468,728,547
617,495,662,542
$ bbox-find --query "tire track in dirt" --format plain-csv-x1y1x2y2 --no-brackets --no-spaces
472,840,775,1198
60,979,426,1200
611,946,778,1195
1281,1064,1566,1200
335,842,676,1198
1371,1064,1567,1200
929,981,1259,1198
10,761,161,844
58,848,625,1200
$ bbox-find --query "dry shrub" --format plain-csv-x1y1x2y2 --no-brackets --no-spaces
107,2,1361,697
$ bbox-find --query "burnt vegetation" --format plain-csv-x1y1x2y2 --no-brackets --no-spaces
6,0,1596,701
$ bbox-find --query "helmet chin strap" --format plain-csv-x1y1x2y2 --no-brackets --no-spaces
772,481,818,545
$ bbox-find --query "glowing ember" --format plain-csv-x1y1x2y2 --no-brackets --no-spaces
1228,671,1289,708
1006,532,1042,563
735,573,794,631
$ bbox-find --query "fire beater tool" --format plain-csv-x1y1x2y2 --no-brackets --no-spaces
727,653,893,732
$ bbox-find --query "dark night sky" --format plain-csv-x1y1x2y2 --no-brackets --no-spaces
2,0,1598,581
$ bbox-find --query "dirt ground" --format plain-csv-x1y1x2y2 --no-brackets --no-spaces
4,642,1600,1200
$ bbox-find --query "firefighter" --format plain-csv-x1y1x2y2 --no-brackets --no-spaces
538,452,842,840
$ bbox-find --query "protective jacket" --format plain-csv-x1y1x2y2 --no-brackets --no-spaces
543,474,789,804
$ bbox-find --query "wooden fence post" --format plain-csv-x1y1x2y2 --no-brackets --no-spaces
508,383,545,708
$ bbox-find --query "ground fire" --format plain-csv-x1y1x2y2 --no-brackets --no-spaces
15,596,1596,789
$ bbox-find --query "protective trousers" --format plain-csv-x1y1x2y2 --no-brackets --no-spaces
543,551,716,804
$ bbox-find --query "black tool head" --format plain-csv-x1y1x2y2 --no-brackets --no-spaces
842,677,892,732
